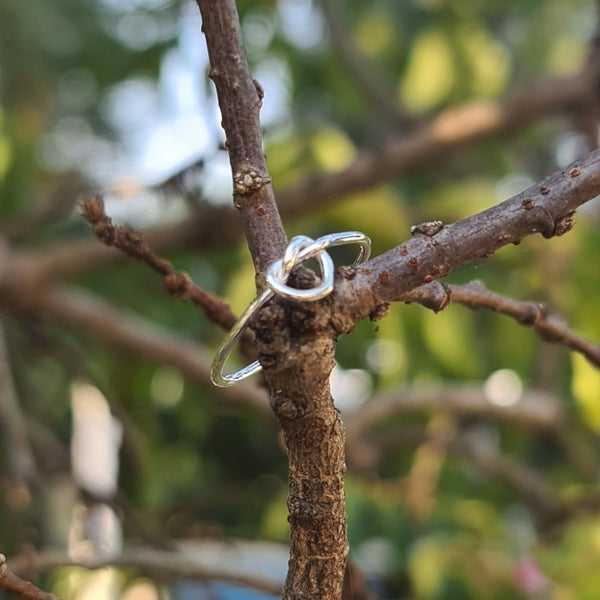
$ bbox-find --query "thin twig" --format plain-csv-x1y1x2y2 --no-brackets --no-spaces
346,384,562,441
81,196,238,332
0,554,59,600
7,549,282,596
6,204,237,286
400,280,600,369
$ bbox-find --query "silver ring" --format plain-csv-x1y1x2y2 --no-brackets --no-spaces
266,236,335,301
210,231,371,387
267,231,370,300
210,288,273,387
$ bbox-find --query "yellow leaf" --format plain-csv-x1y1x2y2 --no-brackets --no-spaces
311,126,356,172
409,538,445,598
354,11,396,58
458,25,510,97
401,28,455,112
572,354,600,433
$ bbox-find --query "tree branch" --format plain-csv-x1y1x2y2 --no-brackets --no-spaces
5,68,595,288
334,150,600,325
79,196,257,361
36,286,270,417
277,69,594,215
399,279,600,368
195,0,287,278
453,282,599,366
345,384,562,477
7,549,282,596
346,384,562,442
0,554,59,600
195,3,349,598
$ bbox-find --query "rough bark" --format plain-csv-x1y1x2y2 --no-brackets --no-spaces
195,2,348,598
196,0,286,278
252,294,348,600
332,150,600,326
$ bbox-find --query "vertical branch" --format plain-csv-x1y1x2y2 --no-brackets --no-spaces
194,2,349,598
255,298,348,600
195,0,287,278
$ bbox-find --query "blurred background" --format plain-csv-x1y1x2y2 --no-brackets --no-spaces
1,0,600,598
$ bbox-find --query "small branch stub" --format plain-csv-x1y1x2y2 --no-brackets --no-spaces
410,220,444,236
233,168,270,197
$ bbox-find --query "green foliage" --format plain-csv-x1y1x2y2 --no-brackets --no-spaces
1,0,600,598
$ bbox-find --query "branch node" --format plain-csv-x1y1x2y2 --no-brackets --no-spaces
521,198,534,210
253,79,264,101
553,211,577,237
410,220,444,236
233,168,271,196
337,266,357,280
81,195,105,224
93,221,116,246
538,205,558,238
270,391,303,420
164,272,193,300
369,303,390,322
517,303,543,326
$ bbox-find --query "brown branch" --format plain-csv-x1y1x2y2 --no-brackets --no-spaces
7,549,282,596
0,554,59,600
318,0,413,131
6,68,596,289
195,3,348,599
400,280,600,369
334,150,600,326
7,205,238,287
81,196,238,332
36,286,270,417
346,384,562,442
277,69,594,216
195,0,287,277
345,384,563,478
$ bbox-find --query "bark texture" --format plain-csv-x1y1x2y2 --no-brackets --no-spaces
195,2,349,598
196,0,286,276
252,292,348,599
332,150,600,325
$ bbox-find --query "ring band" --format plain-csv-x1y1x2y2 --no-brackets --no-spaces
210,231,371,387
